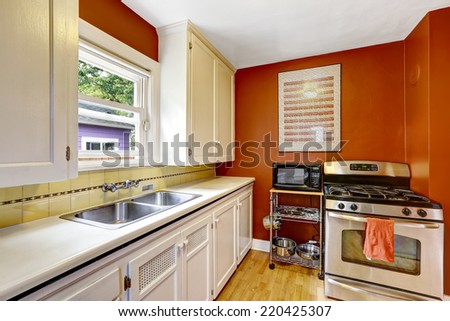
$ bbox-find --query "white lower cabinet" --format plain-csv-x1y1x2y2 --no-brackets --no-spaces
58,266,123,301
128,213,213,301
182,214,213,300
213,198,237,297
23,259,127,301
237,188,253,264
21,184,253,301
128,230,182,301
212,185,253,298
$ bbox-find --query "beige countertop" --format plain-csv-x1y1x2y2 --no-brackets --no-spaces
0,176,255,300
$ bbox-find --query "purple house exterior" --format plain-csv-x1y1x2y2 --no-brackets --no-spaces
78,124,131,151
78,101,135,152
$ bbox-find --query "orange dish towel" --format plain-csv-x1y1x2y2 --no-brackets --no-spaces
363,217,395,263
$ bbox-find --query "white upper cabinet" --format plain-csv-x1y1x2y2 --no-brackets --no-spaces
215,60,235,163
158,20,235,165
0,0,78,188
190,34,216,163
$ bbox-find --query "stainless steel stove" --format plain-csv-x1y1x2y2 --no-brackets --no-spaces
323,160,444,301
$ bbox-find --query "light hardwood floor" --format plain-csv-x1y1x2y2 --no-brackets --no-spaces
216,250,327,301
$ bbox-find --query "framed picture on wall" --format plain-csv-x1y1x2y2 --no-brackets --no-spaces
278,64,341,152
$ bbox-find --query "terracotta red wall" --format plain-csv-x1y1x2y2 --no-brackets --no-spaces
405,16,430,196
217,42,406,243
428,8,450,296
403,7,450,295
79,0,158,61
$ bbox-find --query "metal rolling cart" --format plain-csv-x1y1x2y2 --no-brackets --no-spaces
268,188,324,279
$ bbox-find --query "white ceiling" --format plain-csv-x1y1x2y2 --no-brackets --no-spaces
123,0,450,69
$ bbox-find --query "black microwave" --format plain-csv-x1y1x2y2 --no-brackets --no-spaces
272,163,322,192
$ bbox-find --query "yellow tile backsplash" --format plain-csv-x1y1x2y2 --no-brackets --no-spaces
70,172,90,190
23,184,49,199
23,199,49,223
0,165,215,228
89,170,105,187
71,191,90,212
104,189,119,204
49,180,71,194
104,169,119,184
118,188,133,200
0,186,22,203
49,195,71,216
0,203,22,228
88,189,104,207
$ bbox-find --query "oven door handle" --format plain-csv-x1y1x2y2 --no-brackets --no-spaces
327,277,414,300
328,212,441,229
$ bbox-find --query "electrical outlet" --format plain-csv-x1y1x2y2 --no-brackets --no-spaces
142,183,154,192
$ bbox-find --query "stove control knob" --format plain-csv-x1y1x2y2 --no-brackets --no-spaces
338,203,345,210
417,209,427,218
402,208,411,216
350,204,358,211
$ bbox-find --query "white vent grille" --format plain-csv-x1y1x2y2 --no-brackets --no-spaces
139,246,176,291
187,226,207,254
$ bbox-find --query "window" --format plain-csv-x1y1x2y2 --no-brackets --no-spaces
78,41,148,159
82,137,120,151
78,20,160,170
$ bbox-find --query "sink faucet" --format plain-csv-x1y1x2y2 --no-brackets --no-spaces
102,183,118,192
101,179,141,192
123,179,141,189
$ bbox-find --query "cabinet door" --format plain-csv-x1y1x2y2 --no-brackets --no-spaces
27,261,126,301
215,60,235,162
190,33,216,164
181,214,213,301
237,189,253,264
213,199,237,297
50,268,123,301
127,231,182,301
0,0,77,187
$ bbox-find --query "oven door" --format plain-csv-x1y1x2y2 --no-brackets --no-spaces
325,211,443,300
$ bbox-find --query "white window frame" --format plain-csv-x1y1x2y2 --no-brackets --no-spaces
78,19,160,171
78,42,146,160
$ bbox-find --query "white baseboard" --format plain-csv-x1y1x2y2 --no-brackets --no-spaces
444,295,450,301
252,238,270,252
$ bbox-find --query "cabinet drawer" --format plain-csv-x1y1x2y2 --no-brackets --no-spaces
42,266,123,301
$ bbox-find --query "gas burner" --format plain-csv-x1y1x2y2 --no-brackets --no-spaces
324,183,435,207
348,189,370,197
328,186,351,196
385,195,408,201
403,193,431,203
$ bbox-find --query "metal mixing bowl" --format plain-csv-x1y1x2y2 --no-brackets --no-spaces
296,242,320,260
272,237,296,257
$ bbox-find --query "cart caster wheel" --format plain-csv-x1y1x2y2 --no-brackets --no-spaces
269,263,275,269
318,272,324,280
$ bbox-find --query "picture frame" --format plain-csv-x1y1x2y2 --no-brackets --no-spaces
278,64,341,152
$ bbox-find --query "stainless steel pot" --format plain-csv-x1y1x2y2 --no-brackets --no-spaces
296,240,320,260
272,236,296,257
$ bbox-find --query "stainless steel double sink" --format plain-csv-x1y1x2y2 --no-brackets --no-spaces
61,191,201,229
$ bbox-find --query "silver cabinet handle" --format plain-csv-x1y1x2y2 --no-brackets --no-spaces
328,212,440,229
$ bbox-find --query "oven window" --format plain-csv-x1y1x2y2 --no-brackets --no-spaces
341,230,421,275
